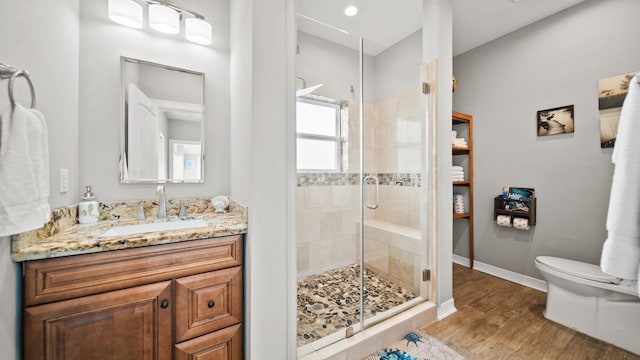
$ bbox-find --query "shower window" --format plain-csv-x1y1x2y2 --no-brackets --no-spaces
296,96,347,171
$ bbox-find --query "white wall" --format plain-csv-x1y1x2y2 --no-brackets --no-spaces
296,31,372,103
79,0,230,201
0,240,19,360
423,0,454,312
373,31,422,102
0,0,80,210
452,0,640,278
230,0,297,358
0,1,80,358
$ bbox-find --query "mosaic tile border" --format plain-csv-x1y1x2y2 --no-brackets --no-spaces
297,173,421,187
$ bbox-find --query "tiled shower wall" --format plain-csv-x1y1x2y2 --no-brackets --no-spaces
297,89,423,278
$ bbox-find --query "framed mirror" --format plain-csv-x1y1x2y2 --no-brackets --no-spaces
120,57,205,183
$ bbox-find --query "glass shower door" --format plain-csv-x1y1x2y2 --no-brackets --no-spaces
360,35,429,329
295,18,364,356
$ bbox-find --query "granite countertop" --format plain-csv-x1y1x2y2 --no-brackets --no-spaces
11,198,248,262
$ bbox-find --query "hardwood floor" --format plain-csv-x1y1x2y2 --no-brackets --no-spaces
420,264,640,359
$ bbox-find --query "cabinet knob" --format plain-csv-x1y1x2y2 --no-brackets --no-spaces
208,300,215,308
161,300,169,309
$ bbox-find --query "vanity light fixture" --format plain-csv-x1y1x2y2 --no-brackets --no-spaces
185,17,212,45
108,0,143,29
108,0,213,45
344,5,359,17
149,3,180,34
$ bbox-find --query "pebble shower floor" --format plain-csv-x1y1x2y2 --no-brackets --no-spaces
297,264,417,346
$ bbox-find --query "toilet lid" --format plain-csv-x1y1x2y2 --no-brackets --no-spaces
536,256,622,284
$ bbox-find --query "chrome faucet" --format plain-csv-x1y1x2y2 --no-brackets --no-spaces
178,201,195,220
157,185,167,219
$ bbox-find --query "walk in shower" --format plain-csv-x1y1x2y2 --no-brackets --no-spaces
295,1,428,356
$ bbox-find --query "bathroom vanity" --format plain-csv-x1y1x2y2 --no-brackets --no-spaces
12,200,247,360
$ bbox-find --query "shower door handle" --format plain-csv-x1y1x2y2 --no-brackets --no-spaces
363,175,379,209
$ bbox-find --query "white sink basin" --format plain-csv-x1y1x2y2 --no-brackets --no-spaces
98,219,208,238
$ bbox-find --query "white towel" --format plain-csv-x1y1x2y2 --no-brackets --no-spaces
452,139,468,147
601,74,640,286
0,104,50,236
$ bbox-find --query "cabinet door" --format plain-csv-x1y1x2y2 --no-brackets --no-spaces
174,324,242,360
24,281,173,360
175,267,242,342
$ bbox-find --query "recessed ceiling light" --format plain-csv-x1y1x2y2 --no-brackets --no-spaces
344,5,358,17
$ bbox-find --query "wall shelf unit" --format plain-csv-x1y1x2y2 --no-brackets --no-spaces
452,111,474,268
494,196,537,226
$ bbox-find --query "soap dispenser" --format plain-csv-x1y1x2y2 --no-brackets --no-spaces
79,186,99,224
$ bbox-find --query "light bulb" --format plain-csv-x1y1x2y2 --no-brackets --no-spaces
344,5,358,17
185,17,212,45
108,0,143,28
149,4,180,34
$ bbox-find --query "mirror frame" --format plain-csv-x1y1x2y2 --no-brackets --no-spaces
119,56,205,184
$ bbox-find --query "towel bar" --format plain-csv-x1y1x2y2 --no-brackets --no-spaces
0,62,36,110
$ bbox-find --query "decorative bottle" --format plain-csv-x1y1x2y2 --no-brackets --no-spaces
78,186,99,224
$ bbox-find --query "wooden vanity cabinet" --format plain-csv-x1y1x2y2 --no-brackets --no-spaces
22,235,243,360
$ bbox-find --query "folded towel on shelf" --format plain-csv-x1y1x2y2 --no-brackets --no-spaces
453,164,465,182
602,74,640,284
452,138,468,147
0,104,50,237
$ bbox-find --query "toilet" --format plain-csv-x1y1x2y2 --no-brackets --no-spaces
535,256,640,355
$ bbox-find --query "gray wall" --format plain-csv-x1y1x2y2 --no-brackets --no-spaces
0,1,80,359
79,0,230,200
452,0,640,278
0,0,80,210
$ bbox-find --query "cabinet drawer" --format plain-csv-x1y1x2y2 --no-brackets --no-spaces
24,235,242,306
175,324,242,360
175,267,243,342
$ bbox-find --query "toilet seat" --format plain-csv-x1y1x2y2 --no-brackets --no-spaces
535,256,621,284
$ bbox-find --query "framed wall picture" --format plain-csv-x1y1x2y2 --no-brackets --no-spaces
598,71,639,148
537,105,575,136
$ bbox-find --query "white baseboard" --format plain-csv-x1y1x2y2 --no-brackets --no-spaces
437,298,457,320
452,254,470,268
453,255,547,293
